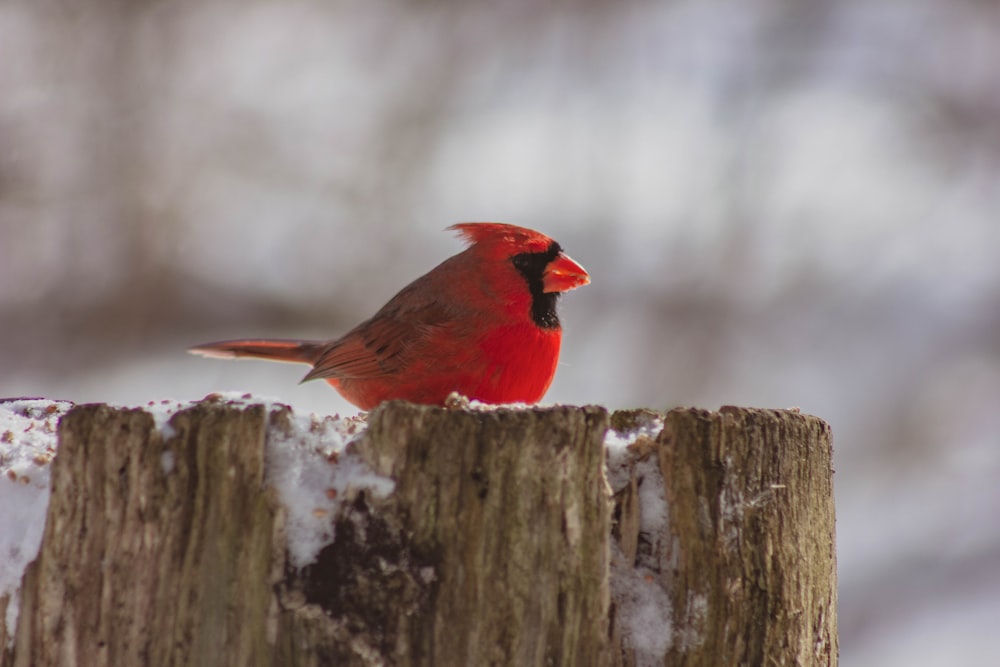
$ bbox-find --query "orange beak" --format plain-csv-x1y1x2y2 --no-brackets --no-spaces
542,252,590,293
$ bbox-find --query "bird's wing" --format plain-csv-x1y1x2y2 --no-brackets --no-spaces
302,301,456,383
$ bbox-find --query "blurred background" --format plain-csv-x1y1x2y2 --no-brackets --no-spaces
2,0,998,662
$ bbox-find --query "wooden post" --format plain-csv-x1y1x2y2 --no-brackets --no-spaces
279,403,611,667
2,400,836,666
11,403,282,667
608,407,838,666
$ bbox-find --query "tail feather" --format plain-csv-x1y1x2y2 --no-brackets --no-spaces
188,339,324,365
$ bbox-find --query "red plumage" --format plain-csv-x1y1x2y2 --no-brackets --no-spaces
189,223,589,410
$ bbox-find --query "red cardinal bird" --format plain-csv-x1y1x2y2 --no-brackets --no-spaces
189,223,589,409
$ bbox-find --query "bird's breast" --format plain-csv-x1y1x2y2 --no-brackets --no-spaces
473,322,562,404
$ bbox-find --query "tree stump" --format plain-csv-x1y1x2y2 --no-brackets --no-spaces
1,399,836,666
10,402,281,667
606,407,837,666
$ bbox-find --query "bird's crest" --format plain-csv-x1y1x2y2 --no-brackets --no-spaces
449,222,554,254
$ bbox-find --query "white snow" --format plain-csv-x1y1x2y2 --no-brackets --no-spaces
604,412,664,491
0,399,72,643
604,413,676,663
160,450,176,475
610,542,674,666
264,406,393,569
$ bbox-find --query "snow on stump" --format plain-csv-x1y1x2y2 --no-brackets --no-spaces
0,397,836,667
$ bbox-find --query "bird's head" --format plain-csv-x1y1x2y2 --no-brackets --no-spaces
449,222,590,295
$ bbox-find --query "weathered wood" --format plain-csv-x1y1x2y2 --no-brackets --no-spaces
12,403,282,667
335,401,612,666
0,596,10,654
4,400,836,667
609,407,837,666
6,400,614,667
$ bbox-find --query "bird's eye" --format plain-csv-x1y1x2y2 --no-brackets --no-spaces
511,252,545,280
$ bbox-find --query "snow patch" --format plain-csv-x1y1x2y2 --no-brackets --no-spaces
605,412,676,663
137,391,394,568
160,450,176,475
605,412,670,555
141,392,259,435
604,411,664,492
676,590,708,651
0,398,73,644
610,542,673,665
443,392,535,411
265,407,393,569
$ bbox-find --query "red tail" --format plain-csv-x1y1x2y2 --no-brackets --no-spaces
188,339,324,365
